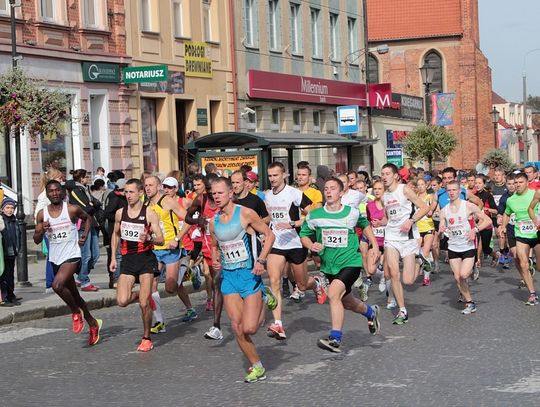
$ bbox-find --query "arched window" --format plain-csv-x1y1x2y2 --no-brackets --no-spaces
423,51,443,92
367,54,379,83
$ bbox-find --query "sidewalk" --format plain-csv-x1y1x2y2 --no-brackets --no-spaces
0,250,198,326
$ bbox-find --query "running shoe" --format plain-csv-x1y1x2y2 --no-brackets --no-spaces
205,298,214,311
204,326,223,340
88,319,102,346
418,252,432,272
518,280,526,289
191,265,202,290
378,277,386,293
245,366,266,383
150,321,166,334
502,262,510,270
392,311,408,325
137,338,154,352
472,266,480,281
461,302,477,315
422,276,431,286
358,283,369,302
386,298,397,310
364,277,373,288
265,287,278,311
313,276,327,304
267,323,286,340
317,337,342,353
498,253,507,266
80,284,99,292
289,288,305,302
367,305,381,335
45,288,54,294
525,295,539,306
182,308,198,322
529,258,536,277
72,312,84,334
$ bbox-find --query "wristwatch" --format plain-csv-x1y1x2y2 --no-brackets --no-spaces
256,258,267,266
289,221,296,228
174,237,180,243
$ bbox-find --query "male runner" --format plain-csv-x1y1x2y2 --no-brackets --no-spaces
34,180,102,346
439,181,491,314
488,168,509,266
231,170,270,221
500,172,539,305
265,161,325,339
110,179,164,351
497,174,516,270
300,177,381,353
210,177,275,383
524,164,540,190
381,163,430,324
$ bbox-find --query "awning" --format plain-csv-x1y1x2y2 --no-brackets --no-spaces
186,131,365,150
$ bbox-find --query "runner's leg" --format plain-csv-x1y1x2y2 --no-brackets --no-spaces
267,254,286,322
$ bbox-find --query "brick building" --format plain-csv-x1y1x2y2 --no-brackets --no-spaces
367,0,493,170
0,0,130,210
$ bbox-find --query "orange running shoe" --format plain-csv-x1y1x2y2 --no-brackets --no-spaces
313,276,327,304
72,312,84,334
137,338,154,352
88,319,102,346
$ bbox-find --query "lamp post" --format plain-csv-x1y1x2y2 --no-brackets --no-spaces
420,61,436,123
9,0,30,286
490,106,500,148
522,49,540,162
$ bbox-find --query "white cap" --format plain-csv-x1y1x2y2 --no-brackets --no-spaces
162,177,179,188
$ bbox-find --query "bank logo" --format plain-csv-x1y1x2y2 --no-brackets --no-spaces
88,64,101,80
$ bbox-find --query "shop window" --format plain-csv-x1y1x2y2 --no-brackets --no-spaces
367,54,379,83
313,111,320,133
293,109,301,132
290,2,302,55
244,0,258,47
310,8,321,58
141,98,159,172
329,13,339,61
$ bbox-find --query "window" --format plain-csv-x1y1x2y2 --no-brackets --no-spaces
140,0,152,31
246,106,257,131
347,17,357,56
82,0,107,29
268,0,280,50
367,54,379,83
310,8,321,58
423,51,443,121
271,108,280,131
329,13,339,60
41,99,75,175
202,1,211,41
0,0,8,16
313,111,320,133
292,109,301,132
173,0,184,37
141,99,158,172
245,0,257,46
40,0,54,21
290,2,302,54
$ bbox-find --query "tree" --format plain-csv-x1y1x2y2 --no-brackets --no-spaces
527,95,540,112
0,69,71,137
401,123,458,170
481,148,516,172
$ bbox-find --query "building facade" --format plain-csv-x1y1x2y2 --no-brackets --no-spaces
367,0,493,170
0,0,130,211
124,0,235,177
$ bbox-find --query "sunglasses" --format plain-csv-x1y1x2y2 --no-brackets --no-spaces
163,185,176,189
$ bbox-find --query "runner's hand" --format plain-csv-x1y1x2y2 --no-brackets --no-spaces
253,262,265,276
110,259,117,273
212,258,222,273
78,234,87,246
467,229,476,242
168,240,179,250
438,224,446,234
368,246,380,261
274,222,291,231
371,219,382,227
310,242,323,253
498,226,506,236
42,220,50,231
400,219,413,233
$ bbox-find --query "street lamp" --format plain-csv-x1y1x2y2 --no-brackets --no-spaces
490,106,500,148
522,48,540,162
9,0,30,286
420,61,436,123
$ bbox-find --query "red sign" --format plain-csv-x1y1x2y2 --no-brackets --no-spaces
247,70,391,108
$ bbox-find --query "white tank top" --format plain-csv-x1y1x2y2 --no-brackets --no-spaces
444,200,476,253
383,184,419,241
44,202,81,265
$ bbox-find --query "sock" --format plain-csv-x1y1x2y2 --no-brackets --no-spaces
213,322,221,330
275,319,282,327
363,304,375,319
151,292,163,323
466,300,475,304
424,271,431,278
400,307,407,315
252,361,263,369
530,292,537,297
282,277,289,287
142,336,151,341
329,329,343,342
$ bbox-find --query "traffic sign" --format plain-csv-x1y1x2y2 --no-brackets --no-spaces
385,148,403,167
337,105,359,135
123,65,168,84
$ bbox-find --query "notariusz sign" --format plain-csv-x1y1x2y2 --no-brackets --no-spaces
123,65,168,84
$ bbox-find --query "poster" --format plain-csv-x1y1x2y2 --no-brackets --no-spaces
201,154,258,177
431,92,455,126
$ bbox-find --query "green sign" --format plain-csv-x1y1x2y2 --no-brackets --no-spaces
123,65,168,84
82,62,120,83
385,148,403,167
197,108,208,126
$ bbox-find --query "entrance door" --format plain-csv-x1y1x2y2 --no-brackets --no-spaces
89,94,109,174
175,100,187,173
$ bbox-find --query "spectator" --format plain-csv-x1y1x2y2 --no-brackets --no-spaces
0,199,20,306
93,166,107,183
204,162,219,175
245,171,265,200
103,178,127,288
183,161,200,194
90,178,107,203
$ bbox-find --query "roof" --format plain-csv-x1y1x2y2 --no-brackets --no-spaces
186,132,367,150
492,91,508,104
367,0,462,42
498,118,513,129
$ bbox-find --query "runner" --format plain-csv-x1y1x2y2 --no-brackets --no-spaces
381,163,430,325
110,178,164,351
497,175,516,271
265,161,325,340
488,168,509,267
33,180,102,346
231,171,270,221
209,177,275,382
439,180,492,314
415,178,437,286
524,164,540,190
300,177,381,353
500,172,538,305
474,175,498,266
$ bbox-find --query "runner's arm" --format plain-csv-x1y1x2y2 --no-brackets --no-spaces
146,208,164,246
245,207,275,265
299,215,323,253
33,209,46,244
209,219,221,273
184,195,205,226
468,202,491,232
466,190,484,209
109,209,122,272
72,205,92,245
403,186,430,226
528,190,540,226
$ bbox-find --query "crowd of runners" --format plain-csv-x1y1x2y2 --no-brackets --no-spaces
32,160,539,383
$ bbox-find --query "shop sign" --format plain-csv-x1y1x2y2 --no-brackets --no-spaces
197,108,208,126
247,70,391,107
386,129,410,148
139,71,185,94
82,62,120,83
201,154,258,177
123,65,168,84
386,148,403,167
185,41,212,78
372,93,423,121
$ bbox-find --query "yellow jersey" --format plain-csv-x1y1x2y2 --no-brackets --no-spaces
149,195,179,250
416,193,435,233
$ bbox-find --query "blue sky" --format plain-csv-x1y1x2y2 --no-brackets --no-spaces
478,0,540,102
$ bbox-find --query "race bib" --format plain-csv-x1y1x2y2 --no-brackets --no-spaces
387,204,403,220
220,239,249,266
121,221,145,242
322,228,348,248
518,220,535,234
448,227,465,238
49,223,71,243
432,212,440,222
270,210,291,223
509,213,516,225
373,227,385,238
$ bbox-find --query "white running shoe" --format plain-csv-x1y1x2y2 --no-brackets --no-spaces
378,277,386,293
204,326,223,340
386,298,397,310
289,288,305,302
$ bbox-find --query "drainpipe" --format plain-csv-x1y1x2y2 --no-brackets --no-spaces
228,0,239,130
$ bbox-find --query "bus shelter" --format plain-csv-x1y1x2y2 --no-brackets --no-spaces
185,131,361,188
